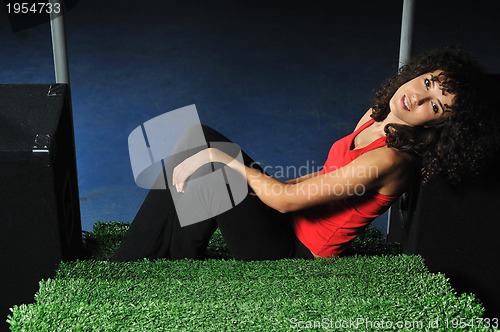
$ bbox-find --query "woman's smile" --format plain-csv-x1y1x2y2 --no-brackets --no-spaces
401,96,411,111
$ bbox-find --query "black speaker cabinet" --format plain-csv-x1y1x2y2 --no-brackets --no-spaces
388,175,500,318
0,84,83,330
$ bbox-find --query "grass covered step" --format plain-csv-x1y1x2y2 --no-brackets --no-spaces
9,257,487,331
7,222,488,331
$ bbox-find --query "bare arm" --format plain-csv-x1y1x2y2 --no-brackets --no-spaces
284,171,320,184
173,147,407,214
224,148,402,213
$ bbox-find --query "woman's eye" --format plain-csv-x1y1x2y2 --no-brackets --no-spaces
425,78,431,89
432,103,439,114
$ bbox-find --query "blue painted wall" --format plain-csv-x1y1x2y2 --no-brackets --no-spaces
1,0,499,233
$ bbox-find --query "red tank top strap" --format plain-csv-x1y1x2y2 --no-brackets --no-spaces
354,118,376,134
350,118,386,152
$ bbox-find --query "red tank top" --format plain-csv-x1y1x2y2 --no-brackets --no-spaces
293,118,398,258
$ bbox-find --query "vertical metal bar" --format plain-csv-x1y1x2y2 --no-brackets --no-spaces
398,0,416,68
388,0,416,238
50,0,70,84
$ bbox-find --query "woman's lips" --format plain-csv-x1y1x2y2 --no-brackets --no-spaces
401,96,410,111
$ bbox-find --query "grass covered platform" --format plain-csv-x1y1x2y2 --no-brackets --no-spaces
8,223,489,331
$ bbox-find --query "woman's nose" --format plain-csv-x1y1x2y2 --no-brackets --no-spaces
412,93,429,106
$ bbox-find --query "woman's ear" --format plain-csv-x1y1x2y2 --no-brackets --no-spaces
384,124,398,135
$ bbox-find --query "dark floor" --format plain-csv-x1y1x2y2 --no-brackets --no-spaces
1,0,499,233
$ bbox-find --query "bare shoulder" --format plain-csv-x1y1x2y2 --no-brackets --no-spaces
354,108,374,131
380,147,413,164
368,147,415,172
353,147,416,181
364,147,418,196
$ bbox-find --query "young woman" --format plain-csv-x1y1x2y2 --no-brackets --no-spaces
111,47,494,262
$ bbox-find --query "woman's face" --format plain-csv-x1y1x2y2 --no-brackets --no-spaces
389,70,455,127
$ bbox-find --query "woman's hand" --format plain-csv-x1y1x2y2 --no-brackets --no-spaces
172,148,213,193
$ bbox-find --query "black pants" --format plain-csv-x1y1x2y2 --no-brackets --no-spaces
110,126,313,261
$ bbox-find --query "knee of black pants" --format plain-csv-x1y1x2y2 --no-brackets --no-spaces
169,217,217,259
215,194,295,261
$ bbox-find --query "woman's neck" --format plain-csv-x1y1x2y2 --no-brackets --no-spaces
381,112,407,128
370,112,408,138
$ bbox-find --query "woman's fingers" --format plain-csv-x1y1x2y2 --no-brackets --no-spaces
172,149,213,193
173,164,186,192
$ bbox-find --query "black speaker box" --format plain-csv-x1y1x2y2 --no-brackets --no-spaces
0,84,83,330
388,176,500,318
388,75,500,319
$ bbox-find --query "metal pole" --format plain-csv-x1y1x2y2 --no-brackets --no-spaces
398,0,416,68
387,0,416,238
50,0,70,84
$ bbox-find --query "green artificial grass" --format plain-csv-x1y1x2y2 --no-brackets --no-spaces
8,222,490,331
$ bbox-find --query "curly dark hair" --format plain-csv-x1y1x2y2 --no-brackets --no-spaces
370,46,498,184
